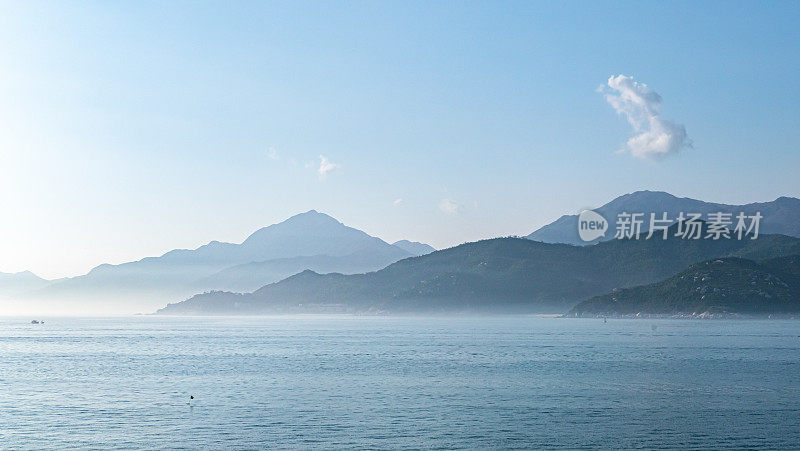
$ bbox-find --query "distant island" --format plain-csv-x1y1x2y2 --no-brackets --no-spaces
568,255,800,318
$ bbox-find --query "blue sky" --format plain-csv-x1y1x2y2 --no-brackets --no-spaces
1,1,798,278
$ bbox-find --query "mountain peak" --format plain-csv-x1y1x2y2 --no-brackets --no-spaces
236,210,406,262
282,209,341,226
243,211,343,242
0,269,42,279
623,190,675,198
604,190,685,210
632,190,680,201
774,196,800,205
392,240,436,256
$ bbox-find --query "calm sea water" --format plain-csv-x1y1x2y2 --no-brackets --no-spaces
1,316,799,449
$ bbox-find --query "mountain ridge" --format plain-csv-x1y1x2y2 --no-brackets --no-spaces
157,222,800,315
568,255,800,317
24,210,419,312
392,240,436,256
527,191,800,245
0,270,52,299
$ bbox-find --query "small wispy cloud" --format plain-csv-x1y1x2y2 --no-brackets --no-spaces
267,147,279,160
601,74,691,160
438,198,461,215
317,155,340,180
393,198,403,207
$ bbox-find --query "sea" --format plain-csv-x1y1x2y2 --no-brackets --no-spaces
1,316,799,449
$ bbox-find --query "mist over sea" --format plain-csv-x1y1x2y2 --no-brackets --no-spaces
2,316,799,449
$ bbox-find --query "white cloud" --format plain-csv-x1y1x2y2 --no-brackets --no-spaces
317,155,340,179
393,198,403,207
267,147,279,160
602,74,691,160
438,198,460,215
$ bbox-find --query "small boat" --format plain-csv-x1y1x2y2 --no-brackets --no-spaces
30,320,40,324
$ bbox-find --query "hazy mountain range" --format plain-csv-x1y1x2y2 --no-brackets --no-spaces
391,240,436,256
4,190,800,316
193,246,419,294
0,271,53,299
16,211,431,312
527,191,800,245
157,222,800,315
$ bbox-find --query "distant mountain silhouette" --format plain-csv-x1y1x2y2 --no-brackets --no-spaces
528,191,800,245
568,255,800,317
0,271,52,299
29,210,413,311
194,247,412,293
391,240,435,256
157,222,800,315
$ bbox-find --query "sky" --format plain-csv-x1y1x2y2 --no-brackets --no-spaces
0,1,798,279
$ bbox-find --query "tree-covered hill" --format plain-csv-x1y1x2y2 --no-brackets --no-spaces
568,255,800,317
